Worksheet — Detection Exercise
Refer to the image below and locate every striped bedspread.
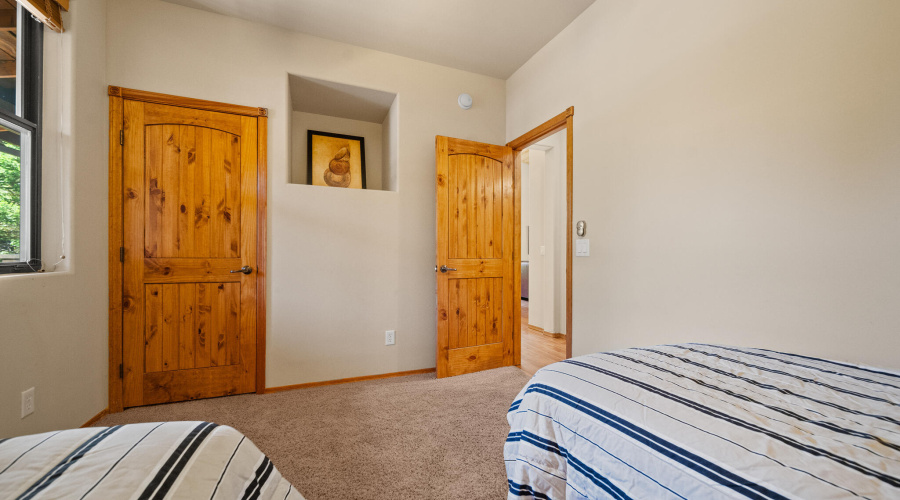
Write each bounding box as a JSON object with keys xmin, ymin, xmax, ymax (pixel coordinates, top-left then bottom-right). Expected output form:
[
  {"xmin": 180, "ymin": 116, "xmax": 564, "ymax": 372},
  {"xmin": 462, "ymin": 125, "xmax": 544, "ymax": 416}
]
[
  {"xmin": 0, "ymin": 421, "xmax": 304, "ymax": 500},
  {"xmin": 505, "ymin": 344, "xmax": 900, "ymax": 499}
]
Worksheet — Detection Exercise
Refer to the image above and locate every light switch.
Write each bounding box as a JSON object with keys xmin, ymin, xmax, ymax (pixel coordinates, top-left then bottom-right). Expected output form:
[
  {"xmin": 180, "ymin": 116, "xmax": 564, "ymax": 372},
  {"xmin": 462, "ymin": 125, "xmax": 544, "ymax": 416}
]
[
  {"xmin": 540, "ymin": 246, "xmax": 546, "ymax": 256},
  {"xmin": 576, "ymin": 239, "xmax": 590, "ymax": 257}
]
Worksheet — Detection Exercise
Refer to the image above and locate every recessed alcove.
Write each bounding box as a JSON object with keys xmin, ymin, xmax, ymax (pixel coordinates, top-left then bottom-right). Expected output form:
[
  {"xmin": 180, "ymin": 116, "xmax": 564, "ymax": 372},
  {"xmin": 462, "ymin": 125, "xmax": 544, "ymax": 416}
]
[{"xmin": 289, "ymin": 75, "xmax": 398, "ymax": 191}]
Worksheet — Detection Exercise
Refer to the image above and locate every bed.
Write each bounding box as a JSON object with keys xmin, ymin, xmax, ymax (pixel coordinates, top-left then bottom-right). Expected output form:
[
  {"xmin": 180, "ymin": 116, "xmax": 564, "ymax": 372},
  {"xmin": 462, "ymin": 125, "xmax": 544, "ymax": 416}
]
[
  {"xmin": 505, "ymin": 344, "xmax": 900, "ymax": 499},
  {"xmin": 0, "ymin": 421, "xmax": 304, "ymax": 499}
]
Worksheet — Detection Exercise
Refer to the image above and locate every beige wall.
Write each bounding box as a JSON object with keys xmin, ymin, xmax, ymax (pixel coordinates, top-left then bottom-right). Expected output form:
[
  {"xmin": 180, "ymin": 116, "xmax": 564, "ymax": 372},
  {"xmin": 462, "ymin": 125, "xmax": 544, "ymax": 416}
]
[
  {"xmin": 382, "ymin": 97, "xmax": 400, "ymax": 192},
  {"xmin": 507, "ymin": 0, "xmax": 900, "ymax": 369},
  {"xmin": 0, "ymin": 0, "xmax": 109, "ymax": 437},
  {"xmin": 107, "ymin": 0, "xmax": 506, "ymax": 388},
  {"xmin": 291, "ymin": 111, "xmax": 385, "ymax": 189}
]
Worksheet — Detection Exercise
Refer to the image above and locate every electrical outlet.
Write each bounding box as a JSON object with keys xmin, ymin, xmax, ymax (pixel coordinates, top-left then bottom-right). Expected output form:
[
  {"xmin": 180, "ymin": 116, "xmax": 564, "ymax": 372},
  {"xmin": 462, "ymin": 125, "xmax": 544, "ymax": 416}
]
[
  {"xmin": 21, "ymin": 387, "xmax": 34, "ymax": 418},
  {"xmin": 385, "ymin": 330, "xmax": 396, "ymax": 346}
]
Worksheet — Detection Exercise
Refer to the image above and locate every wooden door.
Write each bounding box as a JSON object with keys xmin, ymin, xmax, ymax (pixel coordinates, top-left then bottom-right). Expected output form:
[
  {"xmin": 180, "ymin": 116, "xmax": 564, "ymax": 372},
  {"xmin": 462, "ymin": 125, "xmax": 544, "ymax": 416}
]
[
  {"xmin": 436, "ymin": 136, "xmax": 519, "ymax": 378},
  {"xmin": 117, "ymin": 93, "xmax": 264, "ymax": 407}
]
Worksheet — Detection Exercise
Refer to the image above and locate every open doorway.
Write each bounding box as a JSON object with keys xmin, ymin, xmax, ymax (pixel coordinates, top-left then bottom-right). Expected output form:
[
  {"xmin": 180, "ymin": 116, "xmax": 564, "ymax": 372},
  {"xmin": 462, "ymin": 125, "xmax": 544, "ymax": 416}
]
[
  {"xmin": 519, "ymin": 131, "xmax": 567, "ymax": 375},
  {"xmin": 508, "ymin": 107, "xmax": 574, "ymax": 375}
]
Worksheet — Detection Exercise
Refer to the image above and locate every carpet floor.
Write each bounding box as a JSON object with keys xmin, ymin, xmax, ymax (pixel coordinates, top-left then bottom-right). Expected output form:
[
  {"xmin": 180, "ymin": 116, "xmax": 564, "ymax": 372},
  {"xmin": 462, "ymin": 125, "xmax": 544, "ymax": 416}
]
[{"xmin": 95, "ymin": 366, "xmax": 531, "ymax": 500}]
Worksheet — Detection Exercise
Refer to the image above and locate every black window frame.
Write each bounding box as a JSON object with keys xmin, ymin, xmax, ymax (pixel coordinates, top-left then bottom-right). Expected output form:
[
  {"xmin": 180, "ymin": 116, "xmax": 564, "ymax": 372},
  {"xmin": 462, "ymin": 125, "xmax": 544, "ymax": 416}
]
[{"xmin": 0, "ymin": 9, "xmax": 43, "ymax": 274}]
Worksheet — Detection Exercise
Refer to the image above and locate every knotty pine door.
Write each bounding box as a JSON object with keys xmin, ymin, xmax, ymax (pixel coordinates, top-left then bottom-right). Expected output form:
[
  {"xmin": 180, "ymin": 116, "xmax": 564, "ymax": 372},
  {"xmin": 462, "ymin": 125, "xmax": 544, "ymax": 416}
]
[
  {"xmin": 435, "ymin": 136, "xmax": 519, "ymax": 378},
  {"xmin": 120, "ymin": 99, "xmax": 260, "ymax": 407}
]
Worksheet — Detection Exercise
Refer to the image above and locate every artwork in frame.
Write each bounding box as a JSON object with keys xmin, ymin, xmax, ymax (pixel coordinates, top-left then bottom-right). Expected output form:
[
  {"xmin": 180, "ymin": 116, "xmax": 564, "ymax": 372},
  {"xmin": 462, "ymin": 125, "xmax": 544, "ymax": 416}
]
[{"xmin": 307, "ymin": 130, "xmax": 367, "ymax": 189}]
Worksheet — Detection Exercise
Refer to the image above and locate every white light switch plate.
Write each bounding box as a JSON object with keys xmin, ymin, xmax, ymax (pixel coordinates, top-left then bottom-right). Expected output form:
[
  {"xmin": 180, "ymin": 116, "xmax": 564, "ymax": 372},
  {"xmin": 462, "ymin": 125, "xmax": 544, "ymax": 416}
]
[
  {"xmin": 385, "ymin": 330, "xmax": 395, "ymax": 345},
  {"xmin": 576, "ymin": 239, "xmax": 590, "ymax": 257}
]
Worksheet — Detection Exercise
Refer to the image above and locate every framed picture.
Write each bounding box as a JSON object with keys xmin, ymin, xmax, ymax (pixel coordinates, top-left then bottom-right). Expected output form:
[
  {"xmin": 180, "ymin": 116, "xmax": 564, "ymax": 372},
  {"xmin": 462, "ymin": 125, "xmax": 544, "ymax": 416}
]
[{"xmin": 307, "ymin": 130, "xmax": 367, "ymax": 189}]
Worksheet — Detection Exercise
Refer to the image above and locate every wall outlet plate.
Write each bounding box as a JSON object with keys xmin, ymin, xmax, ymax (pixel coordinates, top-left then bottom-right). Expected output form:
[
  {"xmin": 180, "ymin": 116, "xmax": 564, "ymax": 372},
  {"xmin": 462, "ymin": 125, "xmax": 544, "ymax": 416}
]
[
  {"xmin": 21, "ymin": 387, "xmax": 34, "ymax": 418},
  {"xmin": 385, "ymin": 330, "xmax": 396, "ymax": 346}
]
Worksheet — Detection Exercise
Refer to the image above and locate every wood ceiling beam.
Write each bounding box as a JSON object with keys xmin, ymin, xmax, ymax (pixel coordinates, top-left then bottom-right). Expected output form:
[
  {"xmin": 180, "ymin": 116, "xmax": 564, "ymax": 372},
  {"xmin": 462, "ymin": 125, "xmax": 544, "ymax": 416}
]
[
  {"xmin": 0, "ymin": 60, "xmax": 15, "ymax": 78},
  {"xmin": 0, "ymin": 9, "xmax": 16, "ymax": 31},
  {"xmin": 0, "ymin": 31, "xmax": 15, "ymax": 58}
]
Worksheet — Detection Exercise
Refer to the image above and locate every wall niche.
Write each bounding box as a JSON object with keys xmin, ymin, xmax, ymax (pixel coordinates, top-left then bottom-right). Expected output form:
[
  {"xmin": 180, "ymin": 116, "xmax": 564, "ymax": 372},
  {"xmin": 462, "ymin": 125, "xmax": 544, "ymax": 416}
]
[{"xmin": 289, "ymin": 75, "xmax": 398, "ymax": 191}]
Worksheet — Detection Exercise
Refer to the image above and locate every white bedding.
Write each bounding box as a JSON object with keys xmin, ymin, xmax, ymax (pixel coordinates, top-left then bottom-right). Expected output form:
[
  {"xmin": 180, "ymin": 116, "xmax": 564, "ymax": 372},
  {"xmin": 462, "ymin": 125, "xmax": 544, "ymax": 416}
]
[
  {"xmin": 505, "ymin": 344, "xmax": 900, "ymax": 499},
  {"xmin": 0, "ymin": 421, "xmax": 304, "ymax": 500}
]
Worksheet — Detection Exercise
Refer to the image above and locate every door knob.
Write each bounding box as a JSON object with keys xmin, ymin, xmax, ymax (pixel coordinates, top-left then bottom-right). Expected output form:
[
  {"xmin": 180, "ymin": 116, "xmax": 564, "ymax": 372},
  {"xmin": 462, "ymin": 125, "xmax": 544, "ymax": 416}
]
[
  {"xmin": 230, "ymin": 265, "xmax": 252, "ymax": 274},
  {"xmin": 440, "ymin": 265, "xmax": 457, "ymax": 273}
]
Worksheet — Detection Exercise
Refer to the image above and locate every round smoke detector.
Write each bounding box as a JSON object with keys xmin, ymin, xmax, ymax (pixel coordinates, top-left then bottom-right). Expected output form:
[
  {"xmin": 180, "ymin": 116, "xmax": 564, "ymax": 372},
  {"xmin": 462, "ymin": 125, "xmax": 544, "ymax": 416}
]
[{"xmin": 458, "ymin": 93, "xmax": 473, "ymax": 110}]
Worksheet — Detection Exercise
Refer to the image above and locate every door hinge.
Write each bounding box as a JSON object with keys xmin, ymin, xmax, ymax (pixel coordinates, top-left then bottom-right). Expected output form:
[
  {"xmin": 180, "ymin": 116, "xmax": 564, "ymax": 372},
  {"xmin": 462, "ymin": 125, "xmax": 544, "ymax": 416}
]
[
  {"xmin": 119, "ymin": 363, "xmax": 124, "ymax": 379},
  {"xmin": 119, "ymin": 130, "xmax": 124, "ymax": 146},
  {"xmin": 119, "ymin": 246, "xmax": 124, "ymax": 263}
]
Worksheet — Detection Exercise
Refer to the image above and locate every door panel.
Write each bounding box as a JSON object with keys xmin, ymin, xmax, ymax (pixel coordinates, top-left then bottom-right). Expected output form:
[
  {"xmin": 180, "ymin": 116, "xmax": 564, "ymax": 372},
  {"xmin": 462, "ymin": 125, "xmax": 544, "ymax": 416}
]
[
  {"xmin": 144, "ymin": 124, "xmax": 241, "ymax": 258},
  {"xmin": 447, "ymin": 277, "xmax": 502, "ymax": 348},
  {"xmin": 436, "ymin": 136, "xmax": 517, "ymax": 378},
  {"xmin": 449, "ymin": 155, "xmax": 504, "ymax": 259},
  {"xmin": 143, "ymin": 282, "xmax": 240, "ymax": 373},
  {"xmin": 122, "ymin": 100, "xmax": 258, "ymax": 407}
]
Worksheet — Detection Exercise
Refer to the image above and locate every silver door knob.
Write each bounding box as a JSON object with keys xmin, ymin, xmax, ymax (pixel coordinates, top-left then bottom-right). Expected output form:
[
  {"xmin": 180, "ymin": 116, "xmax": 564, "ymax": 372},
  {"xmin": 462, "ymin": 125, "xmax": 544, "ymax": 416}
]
[
  {"xmin": 440, "ymin": 265, "xmax": 457, "ymax": 273},
  {"xmin": 230, "ymin": 265, "xmax": 252, "ymax": 274}
]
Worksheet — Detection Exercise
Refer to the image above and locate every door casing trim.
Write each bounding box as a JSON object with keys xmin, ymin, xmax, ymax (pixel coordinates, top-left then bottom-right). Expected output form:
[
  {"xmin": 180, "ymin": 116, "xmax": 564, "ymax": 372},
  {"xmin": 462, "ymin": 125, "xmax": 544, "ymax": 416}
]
[
  {"xmin": 507, "ymin": 107, "xmax": 575, "ymax": 360},
  {"xmin": 107, "ymin": 86, "xmax": 268, "ymax": 413}
]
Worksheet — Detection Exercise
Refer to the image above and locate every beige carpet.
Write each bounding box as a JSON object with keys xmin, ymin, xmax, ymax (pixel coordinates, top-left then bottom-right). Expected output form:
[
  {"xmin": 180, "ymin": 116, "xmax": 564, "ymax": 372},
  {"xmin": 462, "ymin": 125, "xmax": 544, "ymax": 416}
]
[{"xmin": 96, "ymin": 367, "xmax": 531, "ymax": 500}]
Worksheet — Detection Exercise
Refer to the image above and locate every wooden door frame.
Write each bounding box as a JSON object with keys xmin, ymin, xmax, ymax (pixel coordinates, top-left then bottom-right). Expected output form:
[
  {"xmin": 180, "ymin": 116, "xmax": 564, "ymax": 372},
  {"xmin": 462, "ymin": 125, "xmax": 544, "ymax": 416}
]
[
  {"xmin": 507, "ymin": 107, "xmax": 574, "ymax": 360},
  {"xmin": 107, "ymin": 86, "xmax": 268, "ymax": 413}
]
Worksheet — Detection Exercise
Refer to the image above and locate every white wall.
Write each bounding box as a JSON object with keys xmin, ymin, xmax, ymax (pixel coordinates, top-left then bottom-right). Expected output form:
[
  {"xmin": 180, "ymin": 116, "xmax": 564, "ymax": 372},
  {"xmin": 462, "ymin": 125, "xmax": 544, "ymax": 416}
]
[
  {"xmin": 524, "ymin": 150, "xmax": 545, "ymax": 328},
  {"xmin": 523, "ymin": 130, "xmax": 567, "ymax": 334},
  {"xmin": 521, "ymin": 159, "xmax": 530, "ymax": 262},
  {"xmin": 291, "ymin": 111, "xmax": 384, "ymax": 190},
  {"xmin": 107, "ymin": 0, "xmax": 506, "ymax": 388},
  {"xmin": 507, "ymin": 0, "xmax": 900, "ymax": 369},
  {"xmin": 538, "ymin": 131, "xmax": 567, "ymax": 335},
  {"xmin": 0, "ymin": 0, "xmax": 109, "ymax": 437}
]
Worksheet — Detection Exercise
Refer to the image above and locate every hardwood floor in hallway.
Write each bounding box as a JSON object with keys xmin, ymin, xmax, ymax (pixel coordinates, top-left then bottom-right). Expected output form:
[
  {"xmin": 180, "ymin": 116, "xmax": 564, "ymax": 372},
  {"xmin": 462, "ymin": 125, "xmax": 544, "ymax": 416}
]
[{"xmin": 519, "ymin": 300, "xmax": 567, "ymax": 376}]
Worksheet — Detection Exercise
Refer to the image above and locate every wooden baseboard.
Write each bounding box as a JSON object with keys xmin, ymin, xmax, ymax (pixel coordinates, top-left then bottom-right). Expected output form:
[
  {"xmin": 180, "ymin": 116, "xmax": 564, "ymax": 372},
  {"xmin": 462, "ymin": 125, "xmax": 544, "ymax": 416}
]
[
  {"xmin": 263, "ymin": 368, "xmax": 436, "ymax": 394},
  {"xmin": 525, "ymin": 324, "xmax": 566, "ymax": 339},
  {"xmin": 81, "ymin": 408, "xmax": 109, "ymax": 428}
]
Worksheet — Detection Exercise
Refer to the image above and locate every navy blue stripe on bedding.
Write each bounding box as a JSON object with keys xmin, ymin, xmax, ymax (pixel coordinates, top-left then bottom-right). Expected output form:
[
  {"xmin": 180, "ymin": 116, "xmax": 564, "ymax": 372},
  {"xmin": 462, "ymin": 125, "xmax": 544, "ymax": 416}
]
[
  {"xmin": 543, "ymin": 366, "xmax": 865, "ymax": 498},
  {"xmin": 654, "ymin": 347, "xmax": 900, "ymax": 434},
  {"xmin": 698, "ymin": 344, "xmax": 900, "ymax": 389},
  {"xmin": 138, "ymin": 421, "xmax": 219, "ymax": 500},
  {"xmin": 508, "ymin": 479, "xmax": 553, "ymax": 500},
  {"xmin": 0, "ymin": 431, "xmax": 61, "ymax": 475},
  {"xmin": 210, "ymin": 436, "xmax": 245, "ymax": 500},
  {"xmin": 752, "ymin": 347, "xmax": 900, "ymax": 380},
  {"xmin": 684, "ymin": 347, "xmax": 900, "ymax": 407},
  {"xmin": 507, "ymin": 431, "xmax": 631, "ymax": 499},
  {"xmin": 567, "ymin": 358, "xmax": 900, "ymax": 489},
  {"xmin": 241, "ymin": 457, "xmax": 274, "ymax": 500},
  {"xmin": 80, "ymin": 423, "xmax": 165, "ymax": 500},
  {"xmin": 621, "ymin": 350, "xmax": 900, "ymax": 453},
  {"xmin": 155, "ymin": 422, "xmax": 219, "ymax": 500},
  {"xmin": 17, "ymin": 426, "xmax": 122, "ymax": 500},
  {"xmin": 524, "ymin": 382, "xmax": 789, "ymax": 500},
  {"xmin": 507, "ymin": 431, "xmax": 566, "ymax": 458},
  {"xmin": 510, "ymin": 399, "xmax": 522, "ymax": 412},
  {"xmin": 511, "ymin": 401, "xmax": 690, "ymax": 500}
]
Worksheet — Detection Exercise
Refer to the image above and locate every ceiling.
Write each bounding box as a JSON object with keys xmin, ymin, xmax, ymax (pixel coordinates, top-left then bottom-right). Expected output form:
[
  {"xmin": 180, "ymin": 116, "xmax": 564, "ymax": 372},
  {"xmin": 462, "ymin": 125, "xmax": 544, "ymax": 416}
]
[{"xmin": 162, "ymin": 0, "xmax": 595, "ymax": 79}]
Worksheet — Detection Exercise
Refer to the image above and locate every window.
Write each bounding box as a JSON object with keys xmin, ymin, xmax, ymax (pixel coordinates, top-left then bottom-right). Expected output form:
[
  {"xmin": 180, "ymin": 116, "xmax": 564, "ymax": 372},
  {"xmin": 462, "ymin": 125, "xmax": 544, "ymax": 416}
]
[{"xmin": 0, "ymin": 4, "xmax": 42, "ymax": 274}]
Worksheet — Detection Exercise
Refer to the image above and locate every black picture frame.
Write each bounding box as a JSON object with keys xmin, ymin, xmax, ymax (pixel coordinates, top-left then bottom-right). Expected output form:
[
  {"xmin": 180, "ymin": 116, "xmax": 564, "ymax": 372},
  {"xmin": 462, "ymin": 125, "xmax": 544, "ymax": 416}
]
[{"xmin": 307, "ymin": 130, "xmax": 367, "ymax": 189}]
